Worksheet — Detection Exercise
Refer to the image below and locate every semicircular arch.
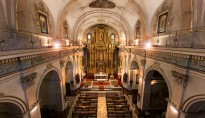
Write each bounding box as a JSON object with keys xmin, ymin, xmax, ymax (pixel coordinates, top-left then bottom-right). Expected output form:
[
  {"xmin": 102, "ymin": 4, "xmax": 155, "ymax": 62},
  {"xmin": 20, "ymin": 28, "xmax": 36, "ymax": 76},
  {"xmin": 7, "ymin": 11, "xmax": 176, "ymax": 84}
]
[
  {"xmin": 144, "ymin": 64, "xmax": 172, "ymax": 99},
  {"xmin": 36, "ymin": 67, "xmax": 62, "ymax": 100}
]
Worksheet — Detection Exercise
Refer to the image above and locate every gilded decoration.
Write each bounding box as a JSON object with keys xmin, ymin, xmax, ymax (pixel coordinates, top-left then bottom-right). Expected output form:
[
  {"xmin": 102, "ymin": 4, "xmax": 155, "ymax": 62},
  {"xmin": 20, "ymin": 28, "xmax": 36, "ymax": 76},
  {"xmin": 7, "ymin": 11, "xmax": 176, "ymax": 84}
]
[
  {"xmin": 157, "ymin": 11, "xmax": 168, "ymax": 33},
  {"xmin": 87, "ymin": 24, "xmax": 116, "ymax": 75},
  {"xmin": 33, "ymin": 1, "xmax": 52, "ymax": 34},
  {"xmin": 89, "ymin": 0, "xmax": 116, "ymax": 9},
  {"xmin": 153, "ymin": 0, "xmax": 173, "ymax": 33}
]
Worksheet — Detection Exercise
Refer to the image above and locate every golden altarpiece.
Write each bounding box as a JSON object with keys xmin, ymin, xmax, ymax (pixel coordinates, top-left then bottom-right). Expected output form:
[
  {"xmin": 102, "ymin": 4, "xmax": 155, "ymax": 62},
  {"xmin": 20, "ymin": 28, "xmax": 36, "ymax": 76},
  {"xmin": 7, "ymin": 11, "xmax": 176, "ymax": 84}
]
[{"xmin": 87, "ymin": 24, "xmax": 115, "ymax": 75}]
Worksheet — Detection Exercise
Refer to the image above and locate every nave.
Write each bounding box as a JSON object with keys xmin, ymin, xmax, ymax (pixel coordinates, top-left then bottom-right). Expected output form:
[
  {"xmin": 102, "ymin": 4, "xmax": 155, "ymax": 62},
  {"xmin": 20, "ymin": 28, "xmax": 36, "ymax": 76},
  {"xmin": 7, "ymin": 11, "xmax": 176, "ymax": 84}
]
[{"xmin": 69, "ymin": 92, "xmax": 137, "ymax": 118}]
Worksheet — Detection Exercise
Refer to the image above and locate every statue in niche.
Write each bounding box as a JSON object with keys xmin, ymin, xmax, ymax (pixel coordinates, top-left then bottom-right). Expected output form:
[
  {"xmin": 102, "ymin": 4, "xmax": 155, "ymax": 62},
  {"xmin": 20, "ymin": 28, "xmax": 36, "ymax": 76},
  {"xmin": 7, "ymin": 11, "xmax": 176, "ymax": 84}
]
[
  {"xmin": 100, "ymin": 33, "xmax": 103, "ymax": 41},
  {"xmin": 100, "ymin": 53, "xmax": 103, "ymax": 60}
]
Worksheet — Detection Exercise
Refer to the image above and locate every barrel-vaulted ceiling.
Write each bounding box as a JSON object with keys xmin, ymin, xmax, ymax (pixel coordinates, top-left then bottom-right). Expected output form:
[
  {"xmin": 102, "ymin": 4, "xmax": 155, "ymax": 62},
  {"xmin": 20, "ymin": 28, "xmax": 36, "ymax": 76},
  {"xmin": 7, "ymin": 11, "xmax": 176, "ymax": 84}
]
[{"xmin": 42, "ymin": 0, "xmax": 164, "ymax": 40}]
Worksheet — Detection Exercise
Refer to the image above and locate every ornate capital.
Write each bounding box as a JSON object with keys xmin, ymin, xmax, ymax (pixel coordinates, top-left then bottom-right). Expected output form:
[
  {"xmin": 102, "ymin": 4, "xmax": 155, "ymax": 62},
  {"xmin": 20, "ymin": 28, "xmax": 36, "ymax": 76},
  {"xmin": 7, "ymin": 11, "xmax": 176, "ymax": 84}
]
[
  {"xmin": 152, "ymin": 61, "xmax": 160, "ymax": 69},
  {"xmin": 60, "ymin": 60, "xmax": 65, "ymax": 68},
  {"xmin": 21, "ymin": 73, "xmax": 37, "ymax": 89},
  {"xmin": 172, "ymin": 71, "xmax": 188, "ymax": 88},
  {"xmin": 140, "ymin": 59, "xmax": 146, "ymax": 66}
]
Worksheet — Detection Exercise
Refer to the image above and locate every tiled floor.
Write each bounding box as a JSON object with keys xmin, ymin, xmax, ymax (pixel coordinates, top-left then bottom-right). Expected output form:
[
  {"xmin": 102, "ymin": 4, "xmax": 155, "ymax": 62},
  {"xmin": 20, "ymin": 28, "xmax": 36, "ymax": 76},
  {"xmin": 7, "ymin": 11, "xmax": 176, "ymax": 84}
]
[{"xmin": 97, "ymin": 96, "xmax": 108, "ymax": 118}]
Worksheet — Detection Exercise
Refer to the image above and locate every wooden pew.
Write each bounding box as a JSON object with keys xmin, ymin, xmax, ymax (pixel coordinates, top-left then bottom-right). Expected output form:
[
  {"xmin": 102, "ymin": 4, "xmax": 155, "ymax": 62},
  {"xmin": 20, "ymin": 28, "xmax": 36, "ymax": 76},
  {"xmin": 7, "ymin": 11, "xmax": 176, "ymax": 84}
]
[
  {"xmin": 106, "ymin": 96, "xmax": 125, "ymax": 101},
  {"xmin": 107, "ymin": 105, "xmax": 130, "ymax": 111},
  {"xmin": 80, "ymin": 93, "xmax": 98, "ymax": 96},
  {"xmin": 77, "ymin": 100, "xmax": 97, "ymax": 106},
  {"xmin": 72, "ymin": 111, "xmax": 97, "ymax": 118},
  {"xmin": 77, "ymin": 99, "xmax": 97, "ymax": 102},
  {"xmin": 106, "ymin": 92, "xmax": 124, "ymax": 96},
  {"xmin": 75, "ymin": 106, "xmax": 97, "ymax": 112},
  {"xmin": 78, "ymin": 96, "xmax": 98, "ymax": 99},
  {"xmin": 106, "ymin": 95, "xmax": 125, "ymax": 98},
  {"xmin": 106, "ymin": 100, "xmax": 127, "ymax": 105},
  {"xmin": 107, "ymin": 110, "xmax": 132, "ymax": 118}
]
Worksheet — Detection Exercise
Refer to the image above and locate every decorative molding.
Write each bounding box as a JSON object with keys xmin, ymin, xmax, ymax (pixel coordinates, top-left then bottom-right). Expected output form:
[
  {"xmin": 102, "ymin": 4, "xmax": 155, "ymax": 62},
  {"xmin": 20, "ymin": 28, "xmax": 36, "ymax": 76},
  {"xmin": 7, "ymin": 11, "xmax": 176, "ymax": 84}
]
[
  {"xmin": 140, "ymin": 59, "xmax": 146, "ymax": 66},
  {"xmin": 44, "ymin": 62, "xmax": 55, "ymax": 73},
  {"xmin": 60, "ymin": 60, "xmax": 65, "ymax": 68},
  {"xmin": 152, "ymin": 61, "xmax": 160, "ymax": 69},
  {"xmin": 0, "ymin": 49, "xmax": 74, "ymax": 78},
  {"xmin": 21, "ymin": 73, "xmax": 37, "ymax": 89},
  {"xmin": 33, "ymin": 0, "xmax": 52, "ymax": 33},
  {"xmin": 129, "ymin": 49, "xmax": 205, "ymax": 73},
  {"xmin": 153, "ymin": 0, "xmax": 173, "ymax": 32},
  {"xmin": 172, "ymin": 71, "xmax": 188, "ymax": 88},
  {"xmin": 0, "ymin": 58, "xmax": 18, "ymax": 64},
  {"xmin": 183, "ymin": 9, "xmax": 192, "ymax": 16},
  {"xmin": 89, "ymin": 0, "xmax": 116, "ymax": 9}
]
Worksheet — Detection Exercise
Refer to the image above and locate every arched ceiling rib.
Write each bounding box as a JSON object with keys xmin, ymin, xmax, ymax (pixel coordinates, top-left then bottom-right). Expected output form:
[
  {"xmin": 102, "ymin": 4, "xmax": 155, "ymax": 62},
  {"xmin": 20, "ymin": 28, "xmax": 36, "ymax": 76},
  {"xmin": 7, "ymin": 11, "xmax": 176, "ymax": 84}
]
[
  {"xmin": 41, "ymin": 0, "xmax": 165, "ymax": 39},
  {"xmin": 72, "ymin": 10, "xmax": 131, "ymax": 41}
]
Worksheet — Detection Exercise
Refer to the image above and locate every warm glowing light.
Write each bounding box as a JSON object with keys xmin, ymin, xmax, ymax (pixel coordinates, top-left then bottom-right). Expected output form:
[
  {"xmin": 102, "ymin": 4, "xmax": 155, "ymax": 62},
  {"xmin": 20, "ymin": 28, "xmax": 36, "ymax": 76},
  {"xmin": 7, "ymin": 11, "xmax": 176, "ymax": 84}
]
[
  {"xmin": 30, "ymin": 105, "xmax": 38, "ymax": 114},
  {"xmin": 170, "ymin": 104, "xmax": 178, "ymax": 114},
  {"xmin": 54, "ymin": 43, "xmax": 60, "ymax": 48},
  {"xmin": 145, "ymin": 42, "xmax": 152, "ymax": 49},
  {"xmin": 65, "ymin": 40, "xmax": 69, "ymax": 46}
]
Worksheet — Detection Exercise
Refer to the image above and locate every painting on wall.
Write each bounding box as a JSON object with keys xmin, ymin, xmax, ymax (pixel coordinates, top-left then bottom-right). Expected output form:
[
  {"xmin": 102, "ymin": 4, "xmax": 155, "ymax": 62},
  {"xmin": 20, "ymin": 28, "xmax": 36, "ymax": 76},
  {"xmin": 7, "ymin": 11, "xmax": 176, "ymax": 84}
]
[
  {"xmin": 39, "ymin": 12, "xmax": 48, "ymax": 34},
  {"xmin": 157, "ymin": 12, "xmax": 168, "ymax": 33}
]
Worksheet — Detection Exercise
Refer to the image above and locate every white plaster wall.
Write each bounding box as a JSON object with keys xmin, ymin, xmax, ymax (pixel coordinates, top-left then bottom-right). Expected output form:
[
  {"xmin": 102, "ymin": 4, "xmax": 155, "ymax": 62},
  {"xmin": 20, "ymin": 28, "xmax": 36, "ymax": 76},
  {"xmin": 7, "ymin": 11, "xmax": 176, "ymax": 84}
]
[{"xmin": 0, "ymin": 52, "xmax": 79, "ymax": 117}]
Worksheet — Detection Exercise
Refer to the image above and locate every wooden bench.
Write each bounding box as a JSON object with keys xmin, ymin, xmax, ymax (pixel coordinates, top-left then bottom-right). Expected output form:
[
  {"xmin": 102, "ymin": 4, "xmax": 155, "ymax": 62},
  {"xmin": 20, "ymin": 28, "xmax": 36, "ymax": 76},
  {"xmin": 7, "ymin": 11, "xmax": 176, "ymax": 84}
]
[
  {"xmin": 106, "ymin": 96, "xmax": 125, "ymax": 101},
  {"xmin": 107, "ymin": 105, "xmax": 130, "ymax": 111},
  {"xmin": 78, "ymin": 96, "xmax": 98, "ymax": 101},
  {"xmin": 77, "ymin": 99, "xmax": 98, "ymax": 103},
  {"xmin": 72, "ymin": 111, "xmax": 97, "ymax": 118},
  {"xmin": 107, "ymin": 110, "xmax": 132, "ymax": 118},
  {"xmin": 75, "ymin": 106, "xmax": 97, "ymax": 112},
  {"xmin": 77, "ymin": 100, "xmax": 97, "ymax": 106},
  {"xmin": 107, "ymin": 100, "xmax": 127, "ymax": 105},
  {"xmin": 106, "ymin": 92, "xmax": 124, "ymax": 96},
  {"xmin": 80, "ymin": 93, "xmax": 98, "ymax": 96}
]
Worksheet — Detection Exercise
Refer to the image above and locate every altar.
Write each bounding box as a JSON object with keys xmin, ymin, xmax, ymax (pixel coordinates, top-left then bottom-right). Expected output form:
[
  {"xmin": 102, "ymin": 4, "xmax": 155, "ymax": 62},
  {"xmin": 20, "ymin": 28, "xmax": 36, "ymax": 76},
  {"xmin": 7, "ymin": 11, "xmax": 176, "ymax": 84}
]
[{"xmin": 94, "ymin": 73, "xmax": 107, "ymax": 81}]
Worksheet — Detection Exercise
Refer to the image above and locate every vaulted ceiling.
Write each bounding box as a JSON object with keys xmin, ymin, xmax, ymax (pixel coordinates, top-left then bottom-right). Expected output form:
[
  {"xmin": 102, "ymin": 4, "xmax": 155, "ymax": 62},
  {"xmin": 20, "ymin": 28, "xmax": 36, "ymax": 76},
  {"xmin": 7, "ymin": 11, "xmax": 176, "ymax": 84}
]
[{"xmin": 41, "ymin": 0, "xmax": 164, "ymax": 40}]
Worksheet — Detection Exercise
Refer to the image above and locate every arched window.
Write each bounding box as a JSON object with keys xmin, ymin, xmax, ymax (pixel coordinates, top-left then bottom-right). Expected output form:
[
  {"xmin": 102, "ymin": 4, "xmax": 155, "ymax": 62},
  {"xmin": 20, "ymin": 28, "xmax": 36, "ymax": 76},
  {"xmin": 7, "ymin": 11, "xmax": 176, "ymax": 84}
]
[
  {"xmin": 110, "ymin": 33, "xmax": 115, "ymax": 40},
  {"xmin": 87, "ymin": 33, "xmax": 92, "ymax": 40}
]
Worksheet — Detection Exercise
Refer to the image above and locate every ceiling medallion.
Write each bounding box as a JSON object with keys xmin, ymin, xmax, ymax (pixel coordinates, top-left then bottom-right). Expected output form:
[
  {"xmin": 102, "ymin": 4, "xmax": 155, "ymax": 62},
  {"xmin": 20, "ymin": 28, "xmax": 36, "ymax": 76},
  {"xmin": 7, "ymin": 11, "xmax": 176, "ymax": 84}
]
[{"xmin": 89, "ymin": 0, "xmax": 116, "ymax": 9}]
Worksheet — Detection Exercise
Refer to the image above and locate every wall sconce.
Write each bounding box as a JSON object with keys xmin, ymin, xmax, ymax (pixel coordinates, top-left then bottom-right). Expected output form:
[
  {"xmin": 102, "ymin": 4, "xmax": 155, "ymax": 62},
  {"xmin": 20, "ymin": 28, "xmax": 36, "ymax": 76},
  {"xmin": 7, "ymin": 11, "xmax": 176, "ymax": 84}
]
[
  {"xmin": 53, "ymin": 42, "xmax": 61, "ymax": 48},
  {"xmin": 145, "ymin": 42, "xmax": 152, "ymax": 49}
]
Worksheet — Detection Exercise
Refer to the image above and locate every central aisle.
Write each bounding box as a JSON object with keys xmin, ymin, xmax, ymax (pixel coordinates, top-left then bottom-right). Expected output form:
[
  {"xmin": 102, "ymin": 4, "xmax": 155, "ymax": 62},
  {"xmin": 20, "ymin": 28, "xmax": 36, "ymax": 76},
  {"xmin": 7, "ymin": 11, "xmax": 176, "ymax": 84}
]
[{"xmin": 97, "ymin": 96, "xmax": 107, "ymax": 118}]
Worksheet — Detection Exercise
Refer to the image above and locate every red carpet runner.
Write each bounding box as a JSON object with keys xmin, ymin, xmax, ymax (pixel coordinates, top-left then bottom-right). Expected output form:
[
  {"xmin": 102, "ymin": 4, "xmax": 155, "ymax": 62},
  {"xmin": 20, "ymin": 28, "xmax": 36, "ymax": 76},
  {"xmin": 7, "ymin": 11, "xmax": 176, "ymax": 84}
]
[{"xmin": 99, "ymin": 85, "xmax": 104, "ymax": 90}]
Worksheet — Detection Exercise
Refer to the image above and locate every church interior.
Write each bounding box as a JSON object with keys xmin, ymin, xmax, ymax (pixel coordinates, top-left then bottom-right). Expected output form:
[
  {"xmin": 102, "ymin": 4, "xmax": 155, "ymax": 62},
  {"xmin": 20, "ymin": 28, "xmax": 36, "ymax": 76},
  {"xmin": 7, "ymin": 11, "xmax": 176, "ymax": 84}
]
[{"xmin": 1, "ymin": 0, "xmax": 205, "ymax": 118}]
